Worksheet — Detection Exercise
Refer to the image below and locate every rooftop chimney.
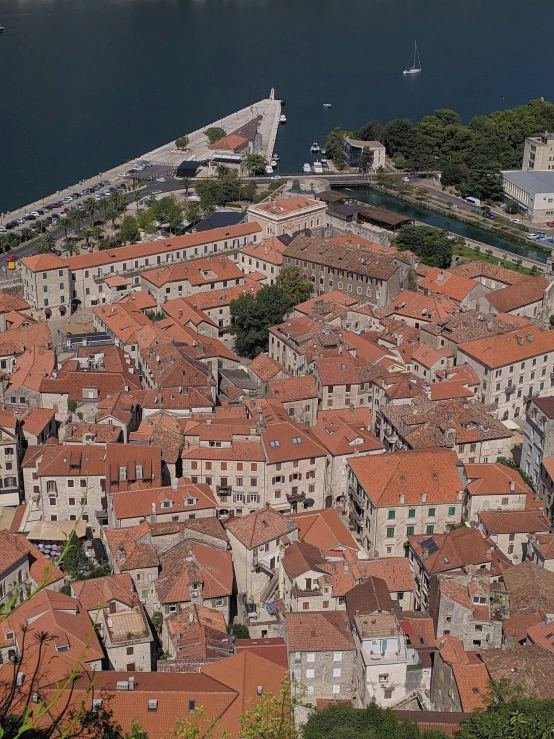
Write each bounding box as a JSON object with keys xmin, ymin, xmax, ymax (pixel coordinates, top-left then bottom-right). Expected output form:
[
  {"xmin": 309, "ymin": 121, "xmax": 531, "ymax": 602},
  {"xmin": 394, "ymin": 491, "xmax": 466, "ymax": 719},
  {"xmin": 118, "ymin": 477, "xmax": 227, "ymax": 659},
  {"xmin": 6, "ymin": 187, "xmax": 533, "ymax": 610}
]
[
  {"xmin": 421, "ymin": 492, "xmax": 427, "ymax": 503},
  {"xmin": 509, "ymin": 480, "xmax": 515, "ymax": 492},
  {"xmin": 399, "ymin": 494, "xmax": 405, "ymax": 505}
]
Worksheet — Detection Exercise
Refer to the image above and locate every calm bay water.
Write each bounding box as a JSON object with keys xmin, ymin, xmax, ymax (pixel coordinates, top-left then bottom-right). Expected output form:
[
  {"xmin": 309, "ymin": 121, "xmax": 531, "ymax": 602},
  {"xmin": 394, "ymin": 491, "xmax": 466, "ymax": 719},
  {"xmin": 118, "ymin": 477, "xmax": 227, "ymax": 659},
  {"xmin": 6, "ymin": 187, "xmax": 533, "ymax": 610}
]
[{"xmin": 1, "ymin": 0, "xmax": 554, "ymax": 211}]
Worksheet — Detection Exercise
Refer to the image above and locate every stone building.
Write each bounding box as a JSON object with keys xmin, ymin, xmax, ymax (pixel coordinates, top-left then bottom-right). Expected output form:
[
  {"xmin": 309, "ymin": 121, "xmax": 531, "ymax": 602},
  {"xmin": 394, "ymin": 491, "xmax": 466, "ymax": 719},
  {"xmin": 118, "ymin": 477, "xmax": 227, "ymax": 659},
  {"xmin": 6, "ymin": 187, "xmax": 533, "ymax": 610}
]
[
  {"xmin": 20, "ymin": 253, "xmax": 72, "ymax": 315},
  {"xmin": 479, "ymin": 510, "xmax": 549, "ymax": 563},
  {"xmin": 285, "ymin": 611, "xmax": 356, "ymax": 702},
  {"xmin": 521, "ymin": 395, "xmax": 554, "ymax": 491},
  {"xmin": 463, "ymin": 462, "xmax": 531, "ymax": 522},
  {"xmin": 267, "ymin": 376, "xmax": 319, "ymax": 427},
  {"xmin": 431, "ymin": 635, "xmax": 490, "ymax": 713},
  {"xmin": 457, "ymin": 325, "xmax": 554, "ymax": 421},
  {"xmin": 247, "ymin": 196, "xmax": 326, "ymax": 238},
  {"xmin": 282, "ymin": 235, "xmax": 409, "ymax": 306},
  {"xmin": 238, "ymin": 237, "xmax": 288, "ymax": 284},
  {"xmin": 429, "ymin": 570, "xmax": 503, "ymax": 651},
  {"xmin": 348, "ymin": 448, "xmax": 464, "ymax": 557}
]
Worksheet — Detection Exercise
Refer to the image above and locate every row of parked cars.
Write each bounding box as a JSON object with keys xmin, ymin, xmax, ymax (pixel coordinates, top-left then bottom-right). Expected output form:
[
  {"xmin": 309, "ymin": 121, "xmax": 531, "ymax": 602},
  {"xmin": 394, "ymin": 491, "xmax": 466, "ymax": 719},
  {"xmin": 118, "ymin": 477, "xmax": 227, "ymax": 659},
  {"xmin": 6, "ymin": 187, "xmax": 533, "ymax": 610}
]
[{"xmin": 1, "ymin": 181, "xmax": 129, "ymax": 233}]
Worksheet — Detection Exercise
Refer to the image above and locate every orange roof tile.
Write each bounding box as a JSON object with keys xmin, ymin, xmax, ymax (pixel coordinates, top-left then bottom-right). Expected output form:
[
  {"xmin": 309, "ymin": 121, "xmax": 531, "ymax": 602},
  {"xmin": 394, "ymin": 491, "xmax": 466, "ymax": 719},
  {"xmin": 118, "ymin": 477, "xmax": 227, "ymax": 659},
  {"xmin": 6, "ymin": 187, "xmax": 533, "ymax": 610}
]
[
  {"xmin": 285, "ymin": 611, "xmax": 355, "ymax": 652},
  {"xmin": 253, "ymin": 196, "xmax": 322, "ymax": 215},
  {"xmin": 452, "ymin": 663, "xmax": 490, "ymax": 711},
  {"xmin": 112, "ymin": 478, "xmax": 217, "ymax": 520},
  {"xmin": 465, "ymin": 462, "xmax": 531, "ymax": 496},
  {"xmin": 183, "ymin": 278, "xmax": 262, "ymax": 310},
  {"xmin": 224, "ymin": 506, "xmax": 298, "ymax": 549},
  {"xmin": 210, "ymin": 133, "xmax": 249, "ymax": 151},
  {"xmin": 459, "ymin": 325, "xmax": 554, "ymax": 369},
  {"xmin": 290, "ymin": 507, "xmax": 358, "ymax": 553},
  {"xmin": 21, "ymin": 253, "xmax": 68, "ymax": 272},
  {"xmin": 419, "ymin": 268, "xmax": 479, "ymax": 302},
  {"xmin": 269, "ymin": 374, "xmax": 318, "ymax": 402},
  {"xmin": 73, "ymin": 573, "xmax": 137, "ymax": 611},
  {"xmin": 240, "ymin": 237, "xmax": 288, "ymax": 266},
  {"xmin": 156, "ymin": 541, "xmax": 233, "ymax": 604},
  {"xmin": 248, "ymin": 353, "xmax": 291, "ymax": 382},
  {"xmin": 162, "ymin": 297, "xmax": 217, "ymax": 328},
  {"xmin": 261, "ymin": 421, "xmax": 327, "ymax": 464},
  {"xmin": 349, "ymin": 448, "xmax": 462, "ymax": 506},
  {"xmin": 485, "ymin": 275, "xmax": 549, "ymax": 313},
  {"xmin": 142, "ymin": 254, "xmax": 243, "ymax": 288},
  {"xmin": 387, "ymin": 290, "xmax": 459, "ymax": 322}
]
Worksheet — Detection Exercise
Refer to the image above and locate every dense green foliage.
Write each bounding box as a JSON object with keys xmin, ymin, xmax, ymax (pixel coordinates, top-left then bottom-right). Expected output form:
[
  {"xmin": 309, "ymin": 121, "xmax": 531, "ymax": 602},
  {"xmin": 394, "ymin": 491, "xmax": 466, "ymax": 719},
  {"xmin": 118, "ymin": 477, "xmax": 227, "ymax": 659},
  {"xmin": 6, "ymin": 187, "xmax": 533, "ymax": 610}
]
[
  {"xmin": 63, "ymin": 533, "xmax": 91, "ymax": 578},
  {"xmin": 145, "ymin": 310, "xmax": 167, "ymax": 322},
  {"xmin": 118, "ymin": 215, "xmax": 140, "ymax": 244},
  {"xmin": 327, "ymin": 99, "xmax": 554, "ymax": 199},
  {"xmin": 175, "ymin": 135, "xmax": 189, "ymax": 150},
  {"xmin": 302, "ymin": 703, "xmax": 448, "ymax": 739},
  {"xmin": 204, "ymin": 127, "xmax": 227, "ymax": 144},
  {"xmin": 497, "ymin": 457, "xmax": 535, "ymax": 491},
  {"xmin": 228, "ymin": 623, "xmax": 250, "ymax": 639},
  {"xmin": 230, "ymin": 284, "xmax": 292, "ymax": 357},
  {"xmin": 244, "ymin": 154, "xmax": 268, "ymax": 175},
  {"xmin": 137, "ymin": 195, "xmax": 183, "ymax": 234},
  {"xmin": 276, "ymin": 267, "xmax": 313, "ymax": 305},
  {"xmin": 458, "ymin": 697, "xmax": 554, "ymax": 739},
  {"xmin": 195, "ymin": 167, "xmax": 242, "ymax": 208},
  {"xmin": 392, "ymin": 225, "xmax": 452, "ymax": 268}
]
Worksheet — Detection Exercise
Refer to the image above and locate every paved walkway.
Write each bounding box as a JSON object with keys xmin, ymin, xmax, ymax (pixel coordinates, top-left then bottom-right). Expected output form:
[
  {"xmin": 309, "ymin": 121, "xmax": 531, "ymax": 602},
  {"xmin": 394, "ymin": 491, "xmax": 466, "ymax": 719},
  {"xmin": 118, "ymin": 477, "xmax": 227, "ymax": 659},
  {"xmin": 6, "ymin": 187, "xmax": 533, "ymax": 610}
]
[{"xmin": 4, "ymin": 97, "xmax": 281, "ymax": 224}]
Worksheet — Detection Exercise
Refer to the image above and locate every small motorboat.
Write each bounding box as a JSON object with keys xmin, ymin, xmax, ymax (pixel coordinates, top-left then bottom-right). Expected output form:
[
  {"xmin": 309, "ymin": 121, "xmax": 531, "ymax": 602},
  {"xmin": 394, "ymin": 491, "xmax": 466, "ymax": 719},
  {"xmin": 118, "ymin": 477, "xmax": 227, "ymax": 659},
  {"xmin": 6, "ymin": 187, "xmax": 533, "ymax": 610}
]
[
  {"xmin": 323, "ymin": 103, "xmax": 332, "ymax": 108},
  {"xmin": 270, "ymin": 159, "xmax": 278, "ymax": 168},
  {"xmin": 279, "ymin": 114, "xmax": 287, "ymax": 123},
  {"xmin": 272, "ymin": 153, "xmax": 280, "ymax": 161},
  {"xmin": 310, "ymin": 142, "xmax": 320, "ymax": 153},
  {"xmin": 265, "ymin": 164, "xmax": 274, "ymax": 174},
  {"xmin": 303, "ymin": 163, "xmax": 312, "ymax": 173}
]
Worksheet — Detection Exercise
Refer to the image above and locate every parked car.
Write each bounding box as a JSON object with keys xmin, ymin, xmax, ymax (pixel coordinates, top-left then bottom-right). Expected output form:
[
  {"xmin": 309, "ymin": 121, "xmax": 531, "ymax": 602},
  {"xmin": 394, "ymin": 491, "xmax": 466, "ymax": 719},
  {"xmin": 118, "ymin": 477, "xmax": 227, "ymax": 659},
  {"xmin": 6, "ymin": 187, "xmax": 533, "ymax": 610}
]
[
  {"xmin": 401, "ymin": 176, "xmax": 410, "ymax": 182},
  {"xmin": 510, "ymin": 218, "xmax": 522, "ymax": 224}
]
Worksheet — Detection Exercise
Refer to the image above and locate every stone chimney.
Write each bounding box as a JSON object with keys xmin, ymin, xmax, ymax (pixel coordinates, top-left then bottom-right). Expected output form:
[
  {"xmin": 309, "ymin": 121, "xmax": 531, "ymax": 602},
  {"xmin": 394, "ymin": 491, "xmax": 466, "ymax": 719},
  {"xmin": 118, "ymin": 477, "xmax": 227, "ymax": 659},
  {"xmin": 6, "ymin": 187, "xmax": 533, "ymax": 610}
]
[
  {"xmin": 399, "ymin": 494, "xmax": 405, "ymax": 505},
  {"xmin": 509, "ymin": 480, "xmax": 515, "ymax": 492},
  {"xmin": 421, "ymin": 492, "xmax": 427, "ymax": 503}
]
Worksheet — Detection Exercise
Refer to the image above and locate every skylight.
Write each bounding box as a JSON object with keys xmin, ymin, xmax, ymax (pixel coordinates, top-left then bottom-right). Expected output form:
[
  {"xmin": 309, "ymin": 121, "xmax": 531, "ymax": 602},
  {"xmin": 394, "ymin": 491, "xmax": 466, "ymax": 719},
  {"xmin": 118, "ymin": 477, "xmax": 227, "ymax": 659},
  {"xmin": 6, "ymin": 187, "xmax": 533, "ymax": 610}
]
[{"xmin": 270, "ymin": 440, "xmax": 280, "ymax": 448}]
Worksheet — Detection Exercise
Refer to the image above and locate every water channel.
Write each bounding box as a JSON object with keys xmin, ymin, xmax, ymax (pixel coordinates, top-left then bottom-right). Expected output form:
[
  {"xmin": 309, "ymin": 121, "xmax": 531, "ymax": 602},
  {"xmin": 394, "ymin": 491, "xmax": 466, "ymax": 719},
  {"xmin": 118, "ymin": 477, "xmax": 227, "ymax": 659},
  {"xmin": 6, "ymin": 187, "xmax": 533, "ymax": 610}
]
[{"xmin": 341, "ymin": 188, "xmax": 550, "ymax": 264}]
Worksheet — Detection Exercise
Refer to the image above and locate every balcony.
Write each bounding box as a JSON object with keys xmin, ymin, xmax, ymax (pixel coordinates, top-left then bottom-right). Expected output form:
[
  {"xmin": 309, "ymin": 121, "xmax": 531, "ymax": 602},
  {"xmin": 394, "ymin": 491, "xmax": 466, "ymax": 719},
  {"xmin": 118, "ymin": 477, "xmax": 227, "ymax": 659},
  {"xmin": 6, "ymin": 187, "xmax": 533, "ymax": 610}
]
[
  {"xmin": 350, "ymin": 503, "xmax": 365, "ymax": 526},
  {"xmin": 506, "ymin": 385, "xmax": 516, "ymax": 395},
  {"xmin": 216, "ymin": 485, "xmax": 232, "ymax": 496},
  {"xmin": 95, "ymin": 509, "xmax": 108, "ymax": 520},
  {"xmin": 349, "ymin": 484, "xmax": 366, "ymax": 509},
  {"xmin": 286, "ymin": 491, "xmax": 305, "ymax": 503}
]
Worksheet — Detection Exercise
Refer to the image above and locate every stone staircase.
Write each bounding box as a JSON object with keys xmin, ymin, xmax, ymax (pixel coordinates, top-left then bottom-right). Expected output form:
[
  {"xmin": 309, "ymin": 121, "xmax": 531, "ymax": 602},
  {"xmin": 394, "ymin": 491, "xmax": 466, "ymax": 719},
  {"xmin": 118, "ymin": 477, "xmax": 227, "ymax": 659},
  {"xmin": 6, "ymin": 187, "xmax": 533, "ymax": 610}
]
[{"xmin": 260, "ymin": 571, "xmax": 279, "ymax": 604}]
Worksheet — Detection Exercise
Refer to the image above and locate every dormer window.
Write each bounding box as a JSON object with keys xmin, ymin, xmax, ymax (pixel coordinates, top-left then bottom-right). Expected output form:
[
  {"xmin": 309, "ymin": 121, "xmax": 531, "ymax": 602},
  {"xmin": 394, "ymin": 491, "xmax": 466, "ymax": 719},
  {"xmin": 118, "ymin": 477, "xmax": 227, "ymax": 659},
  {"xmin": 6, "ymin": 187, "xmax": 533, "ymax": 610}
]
[
  {"xmin": 119, "ymin": 466, "xmax": 127, "ymax": 481},
  {"xmin": 270, "ymin": 440, "xmax": 280, "ymax": 448},
  {"xmin": 292, "ymin": 437, "xmax": 302, "ymax": 444},
  {"xmin": 161, "ymin": 500, "xmax": 172, "ymax": 509},
  {"xmin": 136, "ymin": 465, "xmax": 143, "ymax": 480},
  {"xmin": 185, "ymin": 497, "xmax": 196, "ymax": 506}
]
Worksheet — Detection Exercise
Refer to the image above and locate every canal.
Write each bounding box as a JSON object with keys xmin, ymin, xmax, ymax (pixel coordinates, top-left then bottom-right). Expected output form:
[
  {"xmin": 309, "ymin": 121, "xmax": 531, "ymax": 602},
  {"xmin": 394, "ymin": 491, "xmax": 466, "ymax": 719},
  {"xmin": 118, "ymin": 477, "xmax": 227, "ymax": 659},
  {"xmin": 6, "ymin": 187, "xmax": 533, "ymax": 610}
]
[{"xmin": 340, "ymin": 187, "xmax": 549, "ymax": 264}]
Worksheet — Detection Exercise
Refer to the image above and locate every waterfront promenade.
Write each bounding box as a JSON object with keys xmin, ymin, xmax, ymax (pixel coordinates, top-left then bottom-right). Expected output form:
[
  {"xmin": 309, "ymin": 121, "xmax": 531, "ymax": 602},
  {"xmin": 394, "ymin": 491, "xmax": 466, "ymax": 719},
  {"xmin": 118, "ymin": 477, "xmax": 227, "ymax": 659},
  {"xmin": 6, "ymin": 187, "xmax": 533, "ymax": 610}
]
[{"xmin": 2, "ymin": 96, "xmax": 282, "ymax": 225}]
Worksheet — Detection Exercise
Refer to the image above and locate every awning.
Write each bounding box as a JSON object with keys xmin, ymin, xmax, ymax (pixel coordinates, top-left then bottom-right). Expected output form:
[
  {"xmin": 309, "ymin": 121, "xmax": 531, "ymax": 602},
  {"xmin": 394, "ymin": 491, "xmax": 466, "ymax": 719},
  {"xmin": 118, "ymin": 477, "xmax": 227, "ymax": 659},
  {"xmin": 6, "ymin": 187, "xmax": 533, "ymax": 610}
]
[
  {"xmin": 59, "ymin": 305, "xmax": 67, "ymax": 314},
  {"xmin": 303, "ymin": 498, "xmax": 315, "ymax": 507},
  {"xmin": 44, "ymin": 308, "xmax": 52, "ymax": 317},
  {"xmin": 27, "ymin": 520, "xmax": 87, "ymax": 541},
  {"xmin": 399, "ymin": 620, "xmax": 413, "ymax": 635}
]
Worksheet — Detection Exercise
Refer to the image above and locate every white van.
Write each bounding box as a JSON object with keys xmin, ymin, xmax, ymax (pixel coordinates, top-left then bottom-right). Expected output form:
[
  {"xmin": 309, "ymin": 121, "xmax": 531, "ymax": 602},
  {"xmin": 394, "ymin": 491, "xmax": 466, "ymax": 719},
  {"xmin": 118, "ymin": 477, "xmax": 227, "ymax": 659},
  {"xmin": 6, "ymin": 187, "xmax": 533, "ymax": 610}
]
[{"xmin": 466, "ymin": 196, "xmax": 481, "ymax": 207}]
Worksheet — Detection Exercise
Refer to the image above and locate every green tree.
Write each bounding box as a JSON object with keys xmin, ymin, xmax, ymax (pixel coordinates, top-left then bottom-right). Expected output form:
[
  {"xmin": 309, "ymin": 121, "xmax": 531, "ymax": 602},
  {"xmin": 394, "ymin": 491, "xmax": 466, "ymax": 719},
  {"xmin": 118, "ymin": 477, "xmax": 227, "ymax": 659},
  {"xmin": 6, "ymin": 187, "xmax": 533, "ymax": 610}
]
[
  {"xmin": 383, "ymin": 118, "xmax": 415, "ymax": 158},
  {"xmin": 276, "ymin": 267, "xmax": 313, "ymax": 306},
  {"xmin": 239, "ymin": 676, "xmax": 299, "ymax": 739},
  {"xmin": 392, "ymin": 225, "xmax": 452, "ymax": 268},
  {"xmin": 324, "ymin": 127, "xmax": 346, "ymax": 170},
  {"xmin": 359, "ymin": 147, "xmax": 373, "ymax": 172},
  {"xmin": 34, "ymin": 233, "xmax": 55, "ymax": 254},
  {"xmin": 175, "ymin": 135, "xmax": 189, "ymax": 150},
  {"xmin": 354, "ymin": 119, "xmax": 385, "ymax": 143},
  {"xmin": 67, "ymin": 400, "xmax": 78, "ymax": 414},
  {"xmin": 137, "ymin": 208, "xmax": 156, "ymax": 234},
  {"xmin": 145, "ymin": 310, "xmax": 166, "ymax": 322},
  {"xmin": 183, "ymin": 201, "xmax": 202, "ymax": 226},
  {"xmin": 244, "ymin": 154, "xmax": 268, "ymax": 175},
  {"xmin": 230, "ymin": 284, "xmax": 292, "ymax": 357},
  {"xmin": 119, "ymin": 215, "xmax": 140, "ymax": 244},
  {"xmin": 204, "ymin": 127, "xmax": 227, "ymax": 145},
  {"xmin": 227, "ymin": 623, "xmax": 250, "ymax": 639},
  {"xmin": 241, "ymin": 180, "xmax": 257, "ymax": 201},
  {"xmin": 63, "ymin": 532, "xmax": 90, "ymax": 579},
  {"xmin": 125, "ymin": 721, "xmax": 149, "ymax": 739},
  {"xmin": 181, "ymin": 177, "xmax": 192, "ymax": 197}
]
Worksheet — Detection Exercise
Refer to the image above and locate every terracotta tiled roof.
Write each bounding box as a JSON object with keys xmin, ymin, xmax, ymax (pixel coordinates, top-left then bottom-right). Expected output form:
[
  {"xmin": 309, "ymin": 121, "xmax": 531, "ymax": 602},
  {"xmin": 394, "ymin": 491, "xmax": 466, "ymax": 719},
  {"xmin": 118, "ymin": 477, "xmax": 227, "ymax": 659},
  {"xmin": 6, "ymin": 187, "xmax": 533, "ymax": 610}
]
[
  {"xmin": 529, "ymin": 532, "xmax": 554, "ymax": 560},
  {"xmin": 183, "ymin": 278, "xmax": 261, "ymax": 310},
  {"xmin": 239, "ymin": 237, "xmax": 288, "ymax": 266},
  {"xmin": 19, "ymin": 408, "xmax": 55, "ymax": 437},
  {"xmin": 93, "ymin": 304, "xmax": 151, "ymax": 343},
  {"xmin": 269, "ymin": 375, "xmax": 318, "ymax": 402},
  {"xmin": 38, "ymin": 444, "xmax": 108, "ymax": 477},
  {"xmin": 0, "ymin": 530, "xmax": 34, "ymax": 575},
  {"xmin": 387, "ymin": 290, "xmax": 459, "ymax": 322},
  {"xmin": 419, "ymin": 268, "xmax": 479, "ymax": 302},
  {"xmin": 451, "ymin": 663, "xmax": 490, "ymax": 711},
  {"xmin": 248, "ymin": 353, "xmax": 291, "ymax": 382},
  {"xmin": 73, "ymin": 574, "xmax": 137, "ymax": 611},
  {"xmin": 129, "ymin": 411, "xmax": 185, "ymax": 463},
  {"xmin": 281, "ymin": 540, "xmax": 330, "ymax": 580},
  {"xmin": 422, "ymin": 309, "xmax": 528, "ymax": 344},
  {"xmin": 285, "ymin": 610, "xmax": 355, "ymax": 652},
  {"xmin": 315, "ymin": 353, "xmax": 386, "ymax": 386},
  {"xmin": 465, "ymin": 462, "xmax": 531, "ymax": 496},
  {"xmin": 294, "ymin": 289, "xmax": 358, "ymax": 317},
  {"xmin": 210, "ymin": 133, "xmax": 248, "ymax": 151},
  {"xmin": 290, "ymin": 507, "xmax": 358, "ymax": 553},
  {"xmin": 349, "ymin": 447, "xmax": 462, "ymax": 506},
  {"xmin": 502, "ymin": 561, "xmax": 554, "ymax": 617},
  {"xmin": 260, "ymin": 421, "xmax": 327, "ymax": 463},
  {"xmin": 156, "ymin": 541, "xmax": 233, "ymax": 605},
  {"xmin": 400, "ymin": 611, "xmax": 435, "ymax": 647},
  {"xmin": 412, "ymin": 344, "xmax": 453, "ymax": 369},
  {"xmin": 21, "ymin": 253, "xmax": 68, "ymax": 272},
  {"xmin": 284, "ymin": 235, "xmax": 401, "ymax": 281},
  {"xmin": 63, "ymin": 421, "xmax": 122, "ymax": 443},
  {"xmin": 485, "ymin": 275, "xmax": 549, "ymax": 313},
  {"xmin": 112, "ymin": 478, "xmax": 217, "ymax": 520},
  {"xmin": 430, "ymin": 380, "xmax": 475, "ymax": 401},
  {"xmin": 345, "ymin": 577, "xmax": 393, "ymax": 621},
  {"xmin": 526, "ymin": 621, "xmax": 554, "ymax": 652},
  {"xmin": 182, "ymin": 440, "xmax": 265, "ymax": 463},
  {"xmin": 162, "ymin": 297, "xmax": 217, "ymax": 328},
  {"xmin": 104, "ymin": 522, "xmax": 159, "ymax": 571},
  {"xmin": 459, "ymin": 325, "xmax": 554, "ymax": 369},
  {"xmin": 0, "ymin": 292, "xmax": 30, "ymax": 313},
  {"xmin": 353, "ymin": 558, "xmax": 416, "ymax": 594},
  {"xmin": 234, "ymin": 637, "xmax": 289, "ymax": 668},
  {"xmin": 166, "ymin": 603, "xmax": 230, "ymax": 659},
  {"xmin": 142, "ymin": 254, "xmax": 243, "ymax": 288},
  {"xmin": 6, "ymin": 345, "xmax": 55, "ymax": 392},
  {"xmin": 480, "ymin": 645, "xmax": 554, "ymax": 700},
  {"xmin": 435, "ymin": 634, "xmax": 480, "ymax": 666},
  {"xmin": 479, "ymin": 510, "xmax": 549, "ymax": 535},
  {"xmin": 253, "ymin": 196, "xmax": 322, "ymax": 215},
  {"xmin": 224, "ymin": 506, "xmax": 298, "ymax": 549},
  {"xmin": 502, "ymin": 612, "xmax": 542, "ymax": 642},
  {"xmin": 450, "ymin": 261, "xmax": 529, "ymax": 285},
  {"xmin": 409, "ymin": 527, "xmax": 496, "ymax": 575}
]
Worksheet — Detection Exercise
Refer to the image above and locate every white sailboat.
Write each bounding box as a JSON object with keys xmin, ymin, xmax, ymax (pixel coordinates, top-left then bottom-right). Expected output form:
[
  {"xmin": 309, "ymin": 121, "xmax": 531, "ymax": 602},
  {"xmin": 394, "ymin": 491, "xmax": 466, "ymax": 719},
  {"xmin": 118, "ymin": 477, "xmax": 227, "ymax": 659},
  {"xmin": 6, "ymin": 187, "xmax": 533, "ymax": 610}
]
[{"xmin": 403, "ymin": 40, "xmax": 422, "ymax": 75}]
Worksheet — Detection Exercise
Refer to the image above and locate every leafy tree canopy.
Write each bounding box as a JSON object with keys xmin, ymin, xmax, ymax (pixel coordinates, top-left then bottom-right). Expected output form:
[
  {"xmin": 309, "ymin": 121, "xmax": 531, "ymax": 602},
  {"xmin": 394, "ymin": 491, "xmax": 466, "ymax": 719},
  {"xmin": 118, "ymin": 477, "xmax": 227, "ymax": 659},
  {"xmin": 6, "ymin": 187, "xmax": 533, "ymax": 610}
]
[
  {"xmin": 118, "ymin": 215, "xmax": 140, "ymax": 244},
  {"xmin": 228, "ymin": 623, "xmax": 250, "ymax": 639},
  {"xmin": 230, "ymin": 285, "xmax": 292, "ymax": 357},
  {"xmin": 392, "ymin": 225, "xmax": 452, "ymax": 268},
  {"xmin": 175, "ymin": 135, "xmax": 189, "ymax": 150},
  {"xmin": 276, "ymin": 266, "xmax": 313, "ymax": 306},
  {"xmin": 63, "ymin": 531, "xmax": 90, "ymax": 578},
  {"xmin": 244, "ymin": 154, "xmax": 268, "ymax": 175},
  {"xmin": 204, "ymin": 127, "xmax": 227, "ymax": 145}
]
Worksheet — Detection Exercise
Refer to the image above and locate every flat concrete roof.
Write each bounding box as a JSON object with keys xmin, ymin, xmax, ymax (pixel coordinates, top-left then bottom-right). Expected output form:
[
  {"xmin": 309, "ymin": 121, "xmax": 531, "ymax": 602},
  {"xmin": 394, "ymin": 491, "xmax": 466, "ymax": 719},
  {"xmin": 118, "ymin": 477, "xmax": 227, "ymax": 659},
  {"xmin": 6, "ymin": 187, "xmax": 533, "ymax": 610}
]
[{"xmin": 502, "ymin": 169, "xmax": 554, "ymax": 193}]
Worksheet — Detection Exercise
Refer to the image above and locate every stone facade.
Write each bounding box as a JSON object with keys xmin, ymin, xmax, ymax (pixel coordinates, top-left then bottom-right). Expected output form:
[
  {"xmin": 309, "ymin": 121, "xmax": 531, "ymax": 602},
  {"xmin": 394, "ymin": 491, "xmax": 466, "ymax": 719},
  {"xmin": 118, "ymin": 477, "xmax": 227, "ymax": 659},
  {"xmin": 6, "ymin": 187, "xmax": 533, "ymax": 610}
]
[
  {"xmin": 290, "ymin": 647, "xmax": 355, "ymax": 702},
  {"xmin": 521, "ymin": 397, "xmax": 554, "ymax": 489}
]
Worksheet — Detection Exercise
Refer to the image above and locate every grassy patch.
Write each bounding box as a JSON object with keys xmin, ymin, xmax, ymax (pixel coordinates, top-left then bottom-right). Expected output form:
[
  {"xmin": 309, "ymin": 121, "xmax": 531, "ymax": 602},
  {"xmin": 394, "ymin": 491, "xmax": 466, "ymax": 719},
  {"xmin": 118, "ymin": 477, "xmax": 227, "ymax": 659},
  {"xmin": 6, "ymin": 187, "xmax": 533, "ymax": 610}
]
[{"xmin": 452, "ymin": 243, "xmax": 538, "ymax": 276}]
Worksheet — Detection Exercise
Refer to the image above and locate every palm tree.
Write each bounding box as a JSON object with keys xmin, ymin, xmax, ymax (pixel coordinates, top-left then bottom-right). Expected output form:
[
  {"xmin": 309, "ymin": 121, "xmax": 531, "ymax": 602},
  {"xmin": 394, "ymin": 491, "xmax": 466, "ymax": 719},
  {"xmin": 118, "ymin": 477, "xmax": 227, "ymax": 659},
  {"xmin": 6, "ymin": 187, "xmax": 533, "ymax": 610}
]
[
  {"xmin": 133, "ymin": 190, "xmax": 141, "ymax": 214},
  {"xmin": 107, "ymin": 191, "xmax": 127, "ymax": 229},
  {"xmin": 181, "ymin": 177, "xmax": 192, "ymax": 198},
  {"xmin": 85, "ymin": 197, "xmax": 98, "ymax": 224},
  {"xmin": 58, "ymin": 215, "xmax": 73, "ymax": 245}
]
